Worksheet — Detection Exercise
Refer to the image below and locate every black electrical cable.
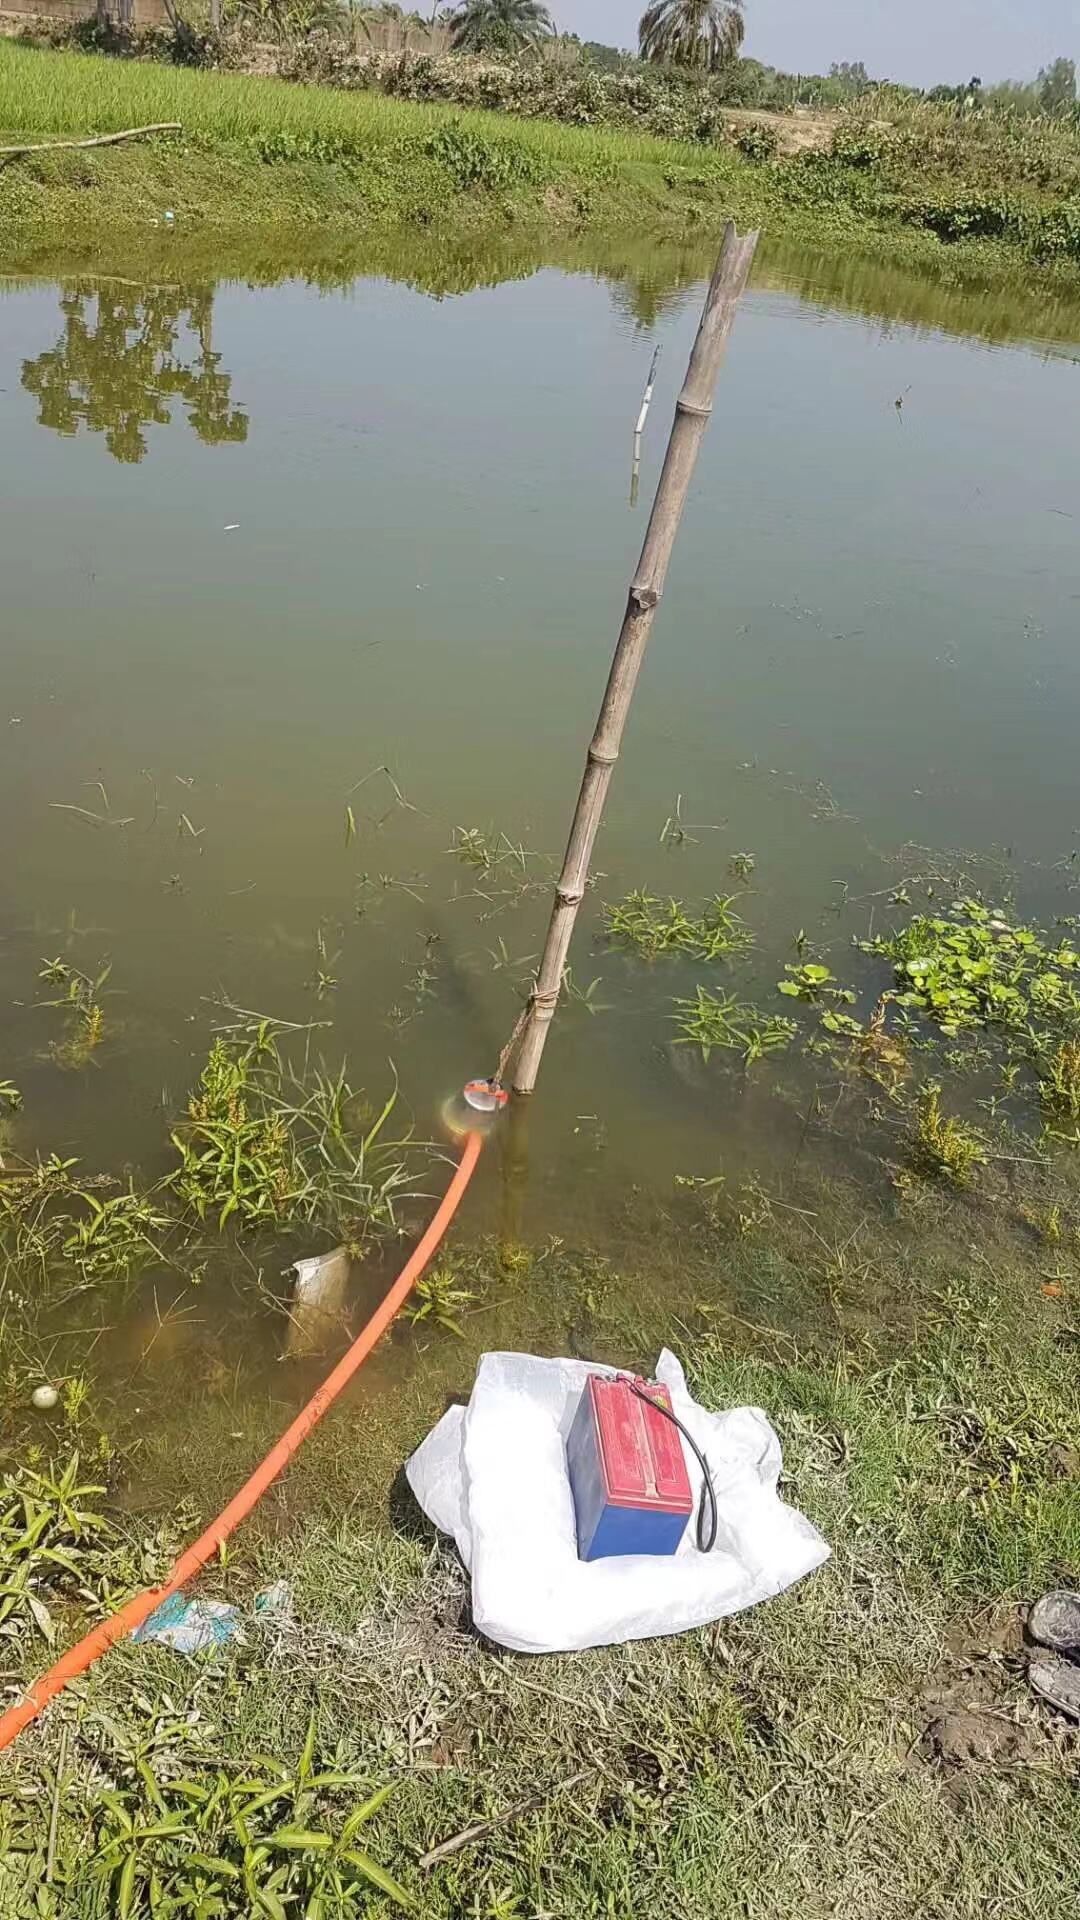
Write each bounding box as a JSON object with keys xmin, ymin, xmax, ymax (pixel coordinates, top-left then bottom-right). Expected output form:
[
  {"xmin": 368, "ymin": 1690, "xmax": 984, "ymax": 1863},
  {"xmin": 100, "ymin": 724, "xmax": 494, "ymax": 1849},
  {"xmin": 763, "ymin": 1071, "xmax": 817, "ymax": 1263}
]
[{"xmin": 625, "ymin": 1380, "xmax": 718, "ymax": 1554}]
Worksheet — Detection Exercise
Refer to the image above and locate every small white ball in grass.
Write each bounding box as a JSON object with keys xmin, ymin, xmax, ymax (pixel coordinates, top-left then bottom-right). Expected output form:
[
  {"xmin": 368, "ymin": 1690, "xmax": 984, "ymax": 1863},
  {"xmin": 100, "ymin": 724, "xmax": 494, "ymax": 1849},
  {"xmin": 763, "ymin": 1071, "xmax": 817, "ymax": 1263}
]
[{"xmin": 30, "ymin": 1384, "xmax": 59, "ymax": 1412}]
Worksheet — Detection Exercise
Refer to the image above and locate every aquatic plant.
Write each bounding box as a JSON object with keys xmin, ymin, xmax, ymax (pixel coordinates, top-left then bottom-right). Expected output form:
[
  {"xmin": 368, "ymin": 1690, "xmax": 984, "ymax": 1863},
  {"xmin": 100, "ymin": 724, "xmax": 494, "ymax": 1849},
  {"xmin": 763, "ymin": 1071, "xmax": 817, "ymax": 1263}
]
[
  {"xmin": 0, "ymin": 1153, "xmax": 98, "ymax": 1289},
  {"xmin": 672, "ymin": 986, "xmax": 747, "ymax": 1060},
  {"xmin": 862, "ymin": 898, "xmax": 1080, "ymax": 1036},
  {"xmin": 170, "ymin": 1025, "xmax": 422, "ymax": 1243},
  {"xmin": 659, "ymin": 793, "xmax": 723, "ymax": 847},
  {"xmin": 171, "ymin": 1035, "xmax": 297, "ymax": 1229},
  {"xmin": 403, "ymin": 1261, "xmax": 478, "ymax": 1336},
  {"xmin": 604, "ymin": 889, "xmax": 751, "ymax": 961},
  {"xmin": 450, "ymin": 825, "xmax": 527, "ymax": 876},
  {"xmin": 777, "ymin": 962, "xmax": 855, "ymax": 1006},
  {"xmin": 839, "ymin": 995, "xmax": 909, "ymax": 1091},
  {"xmin": 0, "ymin": 1153, "xmax": 172, "ymax": 1305},
  {"xmin": 37, "ymin": 956, "xmax": 110, "ymax": 1069},
  {"xmin": 1037, "ymin": 1037, "xmax": 1080, "ymax": 1128},
  {"xmin": 62, "ymin": 1186, "xmax": 171, "ymax": 1284},
  {"xmin": 672, "ymin": 986, "xmax": 794, "ymax": 1065},
  {"xmin": 909, "ymin": 1082, "xmax": 986, "ymax": 1187},
  {"xmin": 562, "ymin": 967, "xmax": 610, "ymax": 1014},
  {"xmin": 866, "ymin": 899, "xmax": 1080, "ymax": 1140},
  {"xmin": 447, "ymin": 825, "xmax": 551, "ymax": 920}
]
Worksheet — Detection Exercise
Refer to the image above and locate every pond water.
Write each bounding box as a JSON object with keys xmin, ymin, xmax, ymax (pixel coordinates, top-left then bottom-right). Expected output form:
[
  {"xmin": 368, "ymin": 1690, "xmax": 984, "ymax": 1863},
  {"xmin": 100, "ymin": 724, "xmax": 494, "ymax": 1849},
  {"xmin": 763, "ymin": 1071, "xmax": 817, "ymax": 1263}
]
[{"xmin": 2, "ymin": 236, "xmax": 1080, "ymax": 1402}]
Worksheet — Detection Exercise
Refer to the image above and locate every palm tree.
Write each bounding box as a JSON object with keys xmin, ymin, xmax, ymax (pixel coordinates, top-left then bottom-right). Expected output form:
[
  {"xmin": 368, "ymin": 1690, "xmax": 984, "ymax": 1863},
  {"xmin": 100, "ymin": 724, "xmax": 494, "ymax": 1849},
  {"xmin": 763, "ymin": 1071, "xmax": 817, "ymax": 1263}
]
[
  {"xmin": 351, "ymin": 1, "xmax": 431, "ymax": 44},
  {"xmin": 449, "ymin": 0, "xmax": 554, "ymax": 55},
  {"xmin": 638, "ymin": 0, "xmax": 743, "ymax": 73}
]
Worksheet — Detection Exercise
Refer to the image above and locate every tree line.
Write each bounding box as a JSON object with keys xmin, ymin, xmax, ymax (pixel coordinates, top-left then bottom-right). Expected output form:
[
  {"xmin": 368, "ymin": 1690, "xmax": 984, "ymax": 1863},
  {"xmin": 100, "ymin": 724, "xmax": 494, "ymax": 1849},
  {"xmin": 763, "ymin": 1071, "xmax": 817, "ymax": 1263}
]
[
  {"xmin": 366, "ymin": 1, "xmax": 1078, "ymax": 119},
  {"xmin": 159, "ymin": 0, "xmax": 1079, "ymax": 120}
]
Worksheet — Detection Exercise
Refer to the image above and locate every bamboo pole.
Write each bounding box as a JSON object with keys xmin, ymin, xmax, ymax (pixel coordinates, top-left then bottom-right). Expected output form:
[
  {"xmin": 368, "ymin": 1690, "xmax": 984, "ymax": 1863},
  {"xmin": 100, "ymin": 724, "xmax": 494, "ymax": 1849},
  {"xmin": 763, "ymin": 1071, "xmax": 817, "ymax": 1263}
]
[
  {"xmin": 499, "ymin": 1086, "xmax": 531, "ymax": 1254},
  {"xmin": 509, "ymin": 221, "xmax": 759, "ymax": 1095},
  {"xmin": 0, "ymin": 125, "xmax": 181, "ymax": 159}
]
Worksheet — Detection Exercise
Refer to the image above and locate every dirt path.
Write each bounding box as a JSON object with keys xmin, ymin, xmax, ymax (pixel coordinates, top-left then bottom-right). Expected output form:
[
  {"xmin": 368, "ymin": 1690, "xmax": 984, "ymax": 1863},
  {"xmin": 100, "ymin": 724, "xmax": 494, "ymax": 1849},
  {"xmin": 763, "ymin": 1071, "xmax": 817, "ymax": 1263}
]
[{"xmin": 722, "ymin": 104, "xmax": 838, "ymax": 154}]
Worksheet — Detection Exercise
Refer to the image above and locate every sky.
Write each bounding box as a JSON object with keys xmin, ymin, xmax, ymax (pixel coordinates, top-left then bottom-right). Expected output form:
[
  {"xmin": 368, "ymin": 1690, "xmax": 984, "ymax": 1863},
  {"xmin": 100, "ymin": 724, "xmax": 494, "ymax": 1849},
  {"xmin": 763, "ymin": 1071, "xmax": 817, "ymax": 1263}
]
[{"xmin": 558, "ymin": 0, "xmax": 1080, "ymax": 89}]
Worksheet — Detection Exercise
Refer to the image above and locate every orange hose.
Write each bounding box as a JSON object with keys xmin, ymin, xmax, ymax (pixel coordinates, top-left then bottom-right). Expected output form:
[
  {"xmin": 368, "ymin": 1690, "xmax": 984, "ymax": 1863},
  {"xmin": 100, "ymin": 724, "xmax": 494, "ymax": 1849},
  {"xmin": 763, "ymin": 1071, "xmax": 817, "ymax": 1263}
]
[{"xmin": 0, "ymin": 1130, "xmax": 483, "ymax": 1753}]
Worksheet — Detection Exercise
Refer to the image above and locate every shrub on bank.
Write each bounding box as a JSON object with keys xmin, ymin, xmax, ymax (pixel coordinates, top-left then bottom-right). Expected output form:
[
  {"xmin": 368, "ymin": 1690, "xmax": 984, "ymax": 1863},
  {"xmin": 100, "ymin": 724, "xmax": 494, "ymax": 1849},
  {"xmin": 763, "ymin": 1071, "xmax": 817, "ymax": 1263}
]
[
  {"xmin": 261, "ymin": 37, "xmax": 746, "ymax": 145},
  {"xmin": 823, "ymin": 94, "xmax": 1080, "ymax": 261}
]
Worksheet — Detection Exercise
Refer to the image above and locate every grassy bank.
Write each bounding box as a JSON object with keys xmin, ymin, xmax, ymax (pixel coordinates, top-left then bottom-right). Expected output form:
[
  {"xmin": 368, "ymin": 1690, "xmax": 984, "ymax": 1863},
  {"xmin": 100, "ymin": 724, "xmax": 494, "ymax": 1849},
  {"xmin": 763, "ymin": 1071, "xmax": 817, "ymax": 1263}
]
[
  {"xmin": 4, "ymin": 40, "xmax": 1080, "ymax": 295},
  {"xmin": 1, "ymin": 1203, "xmax": 1078, "ymax": 1916},
  {"xmin": 0, "ymin": 39, "xmax": 764, "ymax": 248}
]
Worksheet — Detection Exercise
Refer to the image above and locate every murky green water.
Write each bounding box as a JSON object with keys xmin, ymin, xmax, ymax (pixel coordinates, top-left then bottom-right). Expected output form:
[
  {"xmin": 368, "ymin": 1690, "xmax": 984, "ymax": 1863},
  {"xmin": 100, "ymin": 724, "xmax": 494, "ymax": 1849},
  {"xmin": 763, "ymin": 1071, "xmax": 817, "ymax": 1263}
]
[{"xmin": 2, "ymin": 236, "xmax": 1080, "ymax": 1395}]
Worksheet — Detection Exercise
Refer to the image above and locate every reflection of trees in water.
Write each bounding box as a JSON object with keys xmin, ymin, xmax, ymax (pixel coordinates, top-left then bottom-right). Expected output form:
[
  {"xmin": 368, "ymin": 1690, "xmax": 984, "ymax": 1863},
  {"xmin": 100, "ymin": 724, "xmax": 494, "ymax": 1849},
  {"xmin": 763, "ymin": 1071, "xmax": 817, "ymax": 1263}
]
[
  {"xmin": 22, "ymin": 285, "xmax": 248, "ymax": 464},
  {"xmin": 604, "ymin": 254, "xmax": 709, "ymax": 330}
]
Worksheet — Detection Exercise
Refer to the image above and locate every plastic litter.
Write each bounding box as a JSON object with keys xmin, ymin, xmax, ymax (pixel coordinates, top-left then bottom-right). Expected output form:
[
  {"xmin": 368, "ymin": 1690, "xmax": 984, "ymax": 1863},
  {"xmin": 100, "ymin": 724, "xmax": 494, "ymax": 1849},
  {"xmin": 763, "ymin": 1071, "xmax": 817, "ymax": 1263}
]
[
  {"xmin": 133, "ymin": 1594, "xmax": 239, "ymax": 1654},
  {"xmin": 133, "ymin": 1579, "xmax": 293, "ymax": 1656},
  {"xmin": 407, "ymin": 1348, "xmax": 829, "ymax": 1654},
  {"xmin": 288, "ymin": 1245, "xmax": 351, "ymax": 1357},
  {"xmin": 255, "ymin": 1579, "xmax": 293, "ymax": 1620}
]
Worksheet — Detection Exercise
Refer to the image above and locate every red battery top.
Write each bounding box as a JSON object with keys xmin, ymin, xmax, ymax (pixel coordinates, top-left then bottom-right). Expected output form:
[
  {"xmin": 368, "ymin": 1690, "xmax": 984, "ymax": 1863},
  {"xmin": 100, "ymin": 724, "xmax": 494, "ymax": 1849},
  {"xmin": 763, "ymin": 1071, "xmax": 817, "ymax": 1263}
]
[{"xmin": 587, "ymin": 1376, "xmax": 693, "ymax": 1515}]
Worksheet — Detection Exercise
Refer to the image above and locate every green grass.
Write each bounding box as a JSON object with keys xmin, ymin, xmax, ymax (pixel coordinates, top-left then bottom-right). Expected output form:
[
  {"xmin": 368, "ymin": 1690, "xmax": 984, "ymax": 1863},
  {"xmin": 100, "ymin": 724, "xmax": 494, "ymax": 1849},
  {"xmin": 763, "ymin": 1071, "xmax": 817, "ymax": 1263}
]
[
  {"xmin": 0, "ymin": 39, "xmax": 727, "ymax": 174},
  {"xmin": 0, "ymin": 37, "xmax": 747, "ymax": 260},
  {"xmin": 2, "ymin": 1217, "xmax": 1077, "ymax": 1917}
]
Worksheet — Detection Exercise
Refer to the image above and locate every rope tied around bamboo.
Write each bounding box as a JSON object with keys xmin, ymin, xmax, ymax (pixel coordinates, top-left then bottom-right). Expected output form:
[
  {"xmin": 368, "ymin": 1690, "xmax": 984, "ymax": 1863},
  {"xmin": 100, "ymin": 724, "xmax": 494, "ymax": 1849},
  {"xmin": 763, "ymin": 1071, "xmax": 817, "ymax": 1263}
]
[
  {"xmin": 495, "ymin": 985, "xmax": 561, "ymax": 1089},
  {"xmin": 502, "ymin": 221, "xmax": 761, "ymax": 1097}
]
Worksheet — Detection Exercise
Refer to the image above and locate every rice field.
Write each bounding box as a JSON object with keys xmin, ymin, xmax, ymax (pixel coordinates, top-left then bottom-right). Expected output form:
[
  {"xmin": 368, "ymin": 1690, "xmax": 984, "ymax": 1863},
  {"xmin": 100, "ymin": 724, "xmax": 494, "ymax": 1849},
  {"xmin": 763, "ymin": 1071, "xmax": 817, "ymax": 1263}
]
[{"xmin": 0, "ymin": 39, "xmax": 726, "ymax": 176}]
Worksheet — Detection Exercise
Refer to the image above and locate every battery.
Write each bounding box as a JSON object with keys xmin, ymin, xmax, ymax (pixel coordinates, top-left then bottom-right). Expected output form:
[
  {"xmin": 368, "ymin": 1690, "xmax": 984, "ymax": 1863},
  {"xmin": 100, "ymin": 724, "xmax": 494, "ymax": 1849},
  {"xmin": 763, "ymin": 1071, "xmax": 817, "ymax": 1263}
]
[{"xmin": 566, "ymin": 1374, "xmax": 693, "ymax": 1561}]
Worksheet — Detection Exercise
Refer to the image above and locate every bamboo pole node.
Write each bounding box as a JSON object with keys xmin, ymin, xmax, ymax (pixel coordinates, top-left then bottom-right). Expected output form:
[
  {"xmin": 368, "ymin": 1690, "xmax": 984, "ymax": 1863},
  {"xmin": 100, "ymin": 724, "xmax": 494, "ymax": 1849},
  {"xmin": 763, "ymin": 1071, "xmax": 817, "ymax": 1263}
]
[{"xmin": 676, "ymin": 398, "xmax": 714, "ymax": 417}]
